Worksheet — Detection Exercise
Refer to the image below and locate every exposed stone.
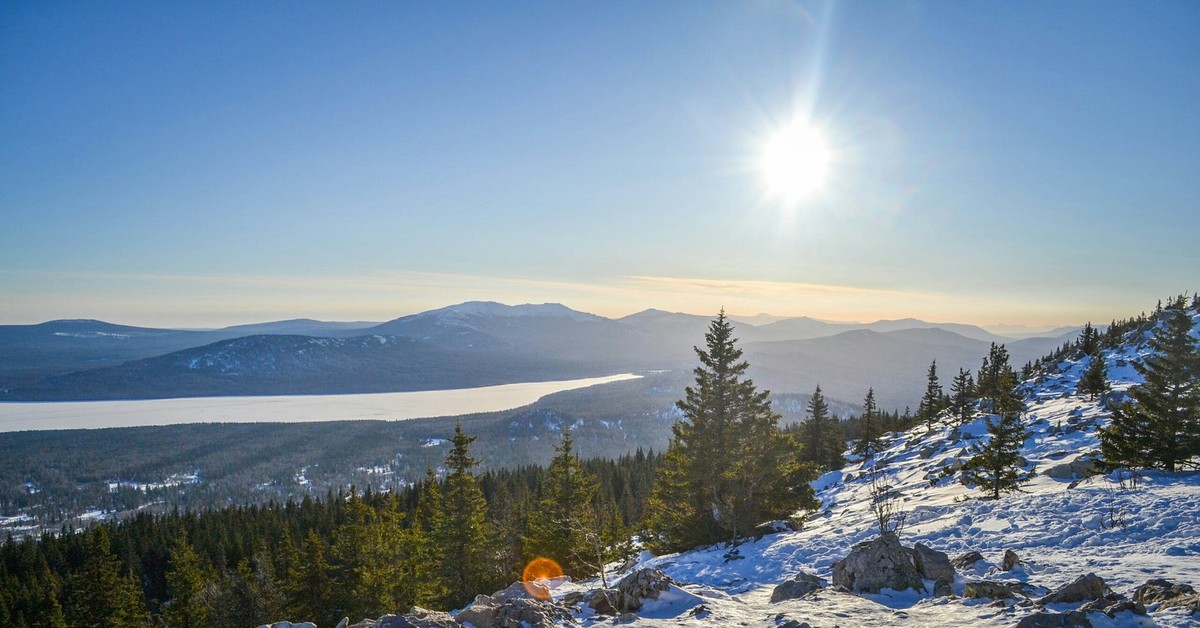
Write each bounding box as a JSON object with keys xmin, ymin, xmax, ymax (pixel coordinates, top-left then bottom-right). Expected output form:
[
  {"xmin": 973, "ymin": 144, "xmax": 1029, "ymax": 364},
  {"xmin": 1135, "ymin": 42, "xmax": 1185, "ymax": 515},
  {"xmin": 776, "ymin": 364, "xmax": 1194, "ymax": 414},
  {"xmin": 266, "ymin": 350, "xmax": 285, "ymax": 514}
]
[
  {"xmin": 587, "ymin": 589, "xmax": 626, "ymax": 615},
  {"xmin": 933, "ymin": 578, "xmax": 954, "ymax": 598},
  {"xmin": 378, "ymin": 609, "xmax": 457, "ymax": 628},
  {"xmin": 1079, "ymin": 595, "xmax": 1146, "ymax": 617},
  {"xmin": 911, "ymin": 543, "xmax": 955, "ymax": 582},
  {"xmin": 770, "ymin": 571, "xmax": 826, "ymax": 602},
  {"xmin": 831, "ymin": 532, "xmax": 924, "ymax": 594},
  {"xmin": 962, "ymin": 581, "xmax": 1028, "ymax": 600},
  {"xmin": 1014, "ymin": 610, "xmax": 1092, "ymax": 628},
  {"xmin": 1002, "ymin": 550, "xmax": 1022, "ymax": 571},
  {"xmin": 1132, "ymin": 578, "xmax": 1200, "ymax": 612},
  {"xmin": 918, "ymin": 443, "xmax": 940, "ymax": 459},
  {"xmin": 615, "ymin": 612, "xmax": 637, "ymax": 623},
  {"xmin": 454, "ymin": 596, "xmax": 498, "ymax": 627},
  {"xmin": 347, "ymin": 620, "xmax": 375, "ymax": 628},
  {"xmin": 336, "ymin": 619, "xmax": 349, "ymax": 628},
  {"xmin": 952, "ymin": 551, "xmax": 985, "ymax": 570},
  {"xmin": 1037, "ymin": 573, "xmax": 1112, "ymax": 605},
  {"xmin": 492, "ymin": 598, "xmax": 572, "ymax": 628},
  {"xmin": 259, "ymin": 623, "xmax": 317, "ymax": 628},
  {"xmin": 1043, "ymin": 458, "xmax": 1097, "ymax": 480},
  {"xmin": 615, "ymin": 567, "xmax": 673, "ymax": 611}
]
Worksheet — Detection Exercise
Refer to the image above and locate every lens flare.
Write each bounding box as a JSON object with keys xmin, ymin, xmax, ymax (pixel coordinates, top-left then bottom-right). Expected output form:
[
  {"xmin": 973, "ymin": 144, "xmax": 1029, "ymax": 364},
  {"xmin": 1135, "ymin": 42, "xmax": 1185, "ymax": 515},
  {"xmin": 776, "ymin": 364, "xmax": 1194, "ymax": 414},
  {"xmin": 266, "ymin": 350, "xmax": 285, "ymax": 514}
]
[{"xmin": 521, "ymin": 557, "xmax": 563, "ymax": 600}]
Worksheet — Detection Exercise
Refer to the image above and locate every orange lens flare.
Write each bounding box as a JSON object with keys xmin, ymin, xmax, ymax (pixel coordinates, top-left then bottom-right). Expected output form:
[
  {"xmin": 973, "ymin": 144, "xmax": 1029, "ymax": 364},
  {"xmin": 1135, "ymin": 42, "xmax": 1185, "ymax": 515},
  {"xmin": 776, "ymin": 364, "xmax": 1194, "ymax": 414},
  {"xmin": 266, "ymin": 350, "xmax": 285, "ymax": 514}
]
[{"xmin": 521, "ymin": 557, "xmax": 563, "ymax": 600}]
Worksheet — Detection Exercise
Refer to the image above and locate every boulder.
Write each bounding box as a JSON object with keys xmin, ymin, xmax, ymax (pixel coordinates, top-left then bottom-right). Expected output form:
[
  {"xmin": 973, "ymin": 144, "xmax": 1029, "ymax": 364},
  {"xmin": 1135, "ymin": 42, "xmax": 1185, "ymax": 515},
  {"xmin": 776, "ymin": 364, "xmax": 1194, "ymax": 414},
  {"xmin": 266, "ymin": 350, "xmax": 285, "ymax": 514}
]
[
  {"xmin": 1002, "ymin": 550, "xmax": 1022, "ymax": 571},
  {"xmin": 1037, "ymin": 573, "xmax": 1112, "ymax": 605},
  {"xmin": 615, "ymin": 567, "xmax": 673, "ymax": 611},
  {"xmin": 1014, "ymin": 611, "xmax": 1092, "ymax": 628},
  {"xmin": 911, "ymin": 543, "xmax": 955, "ymax": 582},
  {"xmin": 1132, "ymin": 578, "xmax": 1200, "ymax": 612},
  {"xmin": 1043, "ymin": 458, "xmax": 1097, "ymax": 480},
  {"xmin": 952, "ymin": 551, "xmax": 985, "ymax": 570},
  {"xmin": 377, "ymin": 609, "xmax": 457, "ymax": 628},
  {"xmin": 587, "ymin": 589, "xmax": 626, "ymax": 616},
  {"xmin": 770, "ymin": 571, "xmax": 826, "ymax": 602},
  {"xmin": 258, "ymin": 623, "xmax": 316, "ymax": 628},
  {"xmin": 454, "ymin": 596, "xmax": 499, "ymax": 627},
  {"xmin": 933, "ymin": 578, "xmax": 954, "ymax": 598},
  {"xmin": 963, "ymin": 581, "xmax": 1028, "ymax": 600},
  {"xmin": 1079, "ymin": 594, "xmax": 1146, "ymax": 618},
  {"xmin": 831, "ymin": 532, "xmax": 924, "ymax": 594},
  {"xmin": 492, "ymin": 598, "xmax": 572, "ymax": 628}
]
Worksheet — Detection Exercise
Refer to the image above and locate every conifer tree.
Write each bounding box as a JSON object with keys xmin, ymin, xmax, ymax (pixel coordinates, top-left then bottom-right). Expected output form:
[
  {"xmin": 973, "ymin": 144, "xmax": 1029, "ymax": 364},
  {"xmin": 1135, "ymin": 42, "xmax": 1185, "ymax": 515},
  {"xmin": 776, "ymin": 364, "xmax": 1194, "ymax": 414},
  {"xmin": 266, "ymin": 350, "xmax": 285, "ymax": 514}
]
[
  {"xmin": 1099, "ymin": 304, "xmax": 1200, "ymax": 472},
  {"xmin": 523, "ymin": 427, "xmax": 601, "ymax": 579},
  {"xmin": 854, "ymin": 388, "xmax": 882, "ymax": 458},
  {"xmin": 918, "ymin": 360, "xmax": 944, "ymax": 427},
  {"xmin": 283, "ymin": 532, "xmax": 333, "ymax": 627},
  {"xmin": 63, "ymin": 527, "xmax": 150, "ymax": 628},
  {"xmin": 976, "ymin": 343, "xmax": 1012, "ymax": 403},
  {"xmin": 963, "ymin": 370, "xmax": 1033, "ymax": 499},
  {"xmin": 799, "ymin": 385, "xmax": 845, "ymax": 471},
  {"xmin": 949, "ymin": 368, "xmax": 976, "ymax": 426},
  {"xmin": 437, "ymin": 423, "xmax": 492, "ymax": 608},
  {"xmin": 163, "ymin": 534, "xmax": 209, "ymax": 628},
  {"xmin": 1078, "ymin": 352, "xmax": 1110, "ymax": 401},
  {"xmin": 1079, "ymin": 322, "xmax": 1099, "ymax": 356},
  {"xmin": 645, "ymin": 311, "xmax": 809, "ymax": 551},
  {"xmin": 412, "ymin": 468, "xmax": 447, "ymax": 608}
]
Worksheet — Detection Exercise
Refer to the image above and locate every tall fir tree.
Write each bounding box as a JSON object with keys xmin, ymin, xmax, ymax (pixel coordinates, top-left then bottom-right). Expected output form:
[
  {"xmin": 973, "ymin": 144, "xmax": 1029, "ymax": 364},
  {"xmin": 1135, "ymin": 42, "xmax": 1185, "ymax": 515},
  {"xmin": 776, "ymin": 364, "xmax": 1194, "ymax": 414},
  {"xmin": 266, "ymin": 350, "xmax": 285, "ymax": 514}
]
[
  {"xmin": 799, "ymin": 385, "xmax": 845, "ymax": 471},
  {"xmin": 437, "ymin": 424, "xmax": 493, "ymax": 608},
  {"xmin": 976, "ymin": 343, "xmax": 1013, "ymax": 403},
  {"xmin": 1079, "ymin": 322, "xmax": 1099, "ymax": 356},
  {"xmin": 162, "ymin": 534, "xmax": 210, "ymax": 628},
  {"xmin": 1078, "ymin": 352, "xmax": 1110, "ymax": 401},
  {"xmin": 854, "ymin": 388, "xmax": 882, "ymax": 458},
  {"xmin": 1099, "ymin": 304, "xmax": 1200, "ymax": 472},
  {"xmin": 63, "ymin": 527, "xmax": 150, "ymax": 628},
  {"xmin": 283, "ymin": 532, "xmax": 334, "ymax": 628},
  {"xmin": 412, "ymin": 468, "xmax": 448, "ymax": 608},
  {"xmin": 949, "ymin": 368, "xmax": 976, "ymax": 426},
  {"xmin": 644, "ymin": 311, "xmax": 811, "ymax": 551},
  {"xmin": 963, "ymin": 370, "xmax": 1033, "ymax": 499},
  {"xmin": 918, "ymin": 360, "xmax": 944, "ymax": 428},
  {"xmin": 523, "ymin": 427, "xmax": 602, "ymax": 580}
]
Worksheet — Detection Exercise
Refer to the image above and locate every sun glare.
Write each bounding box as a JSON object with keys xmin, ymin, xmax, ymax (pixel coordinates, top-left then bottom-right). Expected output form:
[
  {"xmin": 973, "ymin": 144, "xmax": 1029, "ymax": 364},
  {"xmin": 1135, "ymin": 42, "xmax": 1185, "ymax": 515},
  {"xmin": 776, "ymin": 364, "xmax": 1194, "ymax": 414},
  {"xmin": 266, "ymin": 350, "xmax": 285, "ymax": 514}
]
[{"xmin": 761, "ymin": 121, "xmax": 831, "ymax": 202}]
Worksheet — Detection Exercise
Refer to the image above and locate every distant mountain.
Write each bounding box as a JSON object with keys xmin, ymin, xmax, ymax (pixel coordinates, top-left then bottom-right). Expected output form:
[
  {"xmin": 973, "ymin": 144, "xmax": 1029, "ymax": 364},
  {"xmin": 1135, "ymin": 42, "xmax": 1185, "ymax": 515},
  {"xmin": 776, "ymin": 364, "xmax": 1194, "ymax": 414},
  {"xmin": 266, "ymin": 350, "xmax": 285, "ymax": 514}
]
[
  {"xmin": 216, "ymin": 319, "xmax": 379, "ymax": 337},
  {"xmin": 0, "ymin": 320, "xmax": 214, "ymax": 382}
]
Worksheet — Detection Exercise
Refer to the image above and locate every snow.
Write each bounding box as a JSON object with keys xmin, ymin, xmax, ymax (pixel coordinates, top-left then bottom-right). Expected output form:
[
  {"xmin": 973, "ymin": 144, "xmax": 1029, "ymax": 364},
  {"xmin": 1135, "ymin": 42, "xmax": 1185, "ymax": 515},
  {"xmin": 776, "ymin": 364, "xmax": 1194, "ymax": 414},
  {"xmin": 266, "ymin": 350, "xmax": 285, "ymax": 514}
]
[{"xmin": 551, "ymin": 313, "xmax": 1200, "ymax": 627}]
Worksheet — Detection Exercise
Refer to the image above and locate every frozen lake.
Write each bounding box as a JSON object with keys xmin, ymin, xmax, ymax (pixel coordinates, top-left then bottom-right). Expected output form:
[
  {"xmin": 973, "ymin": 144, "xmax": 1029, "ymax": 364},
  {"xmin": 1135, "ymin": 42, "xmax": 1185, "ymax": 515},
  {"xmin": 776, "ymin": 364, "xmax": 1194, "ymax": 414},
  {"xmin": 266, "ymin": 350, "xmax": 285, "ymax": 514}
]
[{"xmin": 0, "ymin": 373, "xmax": 641, "ymax": 432}]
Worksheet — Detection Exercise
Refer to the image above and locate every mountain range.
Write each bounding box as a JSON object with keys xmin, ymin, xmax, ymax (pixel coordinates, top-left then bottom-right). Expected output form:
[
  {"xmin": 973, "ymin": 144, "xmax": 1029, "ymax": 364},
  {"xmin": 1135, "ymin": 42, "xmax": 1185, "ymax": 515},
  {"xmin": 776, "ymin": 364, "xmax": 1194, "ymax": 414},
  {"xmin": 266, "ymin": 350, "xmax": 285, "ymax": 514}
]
[{"xmin": 0, "ymin": 302, "xmax": 1081, "ymax": 408}]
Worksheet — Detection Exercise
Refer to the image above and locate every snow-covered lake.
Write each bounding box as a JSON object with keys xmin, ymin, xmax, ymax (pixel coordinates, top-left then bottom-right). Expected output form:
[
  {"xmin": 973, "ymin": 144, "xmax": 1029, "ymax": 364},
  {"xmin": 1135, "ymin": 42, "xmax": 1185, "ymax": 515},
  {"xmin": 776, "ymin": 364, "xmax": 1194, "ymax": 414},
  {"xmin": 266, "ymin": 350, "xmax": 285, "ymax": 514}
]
[{"xmin": 0, "ymin": 373, "xmax": 641, "ymax": 432}]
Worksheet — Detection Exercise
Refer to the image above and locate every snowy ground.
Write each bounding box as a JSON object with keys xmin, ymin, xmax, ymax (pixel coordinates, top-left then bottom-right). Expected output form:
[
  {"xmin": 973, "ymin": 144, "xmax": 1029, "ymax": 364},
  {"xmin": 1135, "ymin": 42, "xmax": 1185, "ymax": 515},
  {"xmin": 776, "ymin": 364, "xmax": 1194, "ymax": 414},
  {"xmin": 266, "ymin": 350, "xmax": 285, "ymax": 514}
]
[{"xmin": 551, "ymin": 319, "xmax": 1200, "ymax": 627}]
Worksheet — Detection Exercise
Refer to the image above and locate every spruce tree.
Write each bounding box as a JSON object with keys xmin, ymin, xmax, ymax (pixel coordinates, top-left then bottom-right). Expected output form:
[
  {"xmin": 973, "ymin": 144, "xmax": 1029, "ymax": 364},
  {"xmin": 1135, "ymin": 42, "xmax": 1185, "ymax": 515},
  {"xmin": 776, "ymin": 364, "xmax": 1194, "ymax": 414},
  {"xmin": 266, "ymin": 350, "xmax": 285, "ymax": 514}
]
[
  {"xmin": 1079, "ymin": 322, "xmax": 1099, "ymax": 356},
  {"xmin": 854, "ymin": 388, "xmax": 882, "ymax": 458},
  {"xmin": 918, "ymin": 360, "xmax": 944, "ymax": 428},
  {"xmin": 163, "ymin": 534, "xmax": 209, "ymax": 628},
  {"xmin": 963, "ymin": 370, "xmax": 1032, "ymax": 499},
  {"xmin": 949, "ymin": 368, "xmax": 976, "ymax": 426},
  {"xmin": 283, "ymin": 532, "xmax": 333, "ymax": 627},
  {"xmin": 437, "ymin": 424, "xmax": 492, "ymax": 608},
  {"xmin": 63, "ymin": 527, "xmax": 150, "ymax": 628},
  {"xmin": 1078, "ymin": 352, "xmax": 1110, "ymax": 401},
  {"xmin": 523, "ymin": 427, "xmax": 602, "ymax": 580},
  {"xmin": 645, "ymin": 311, "xmax": 809, "ymax": 551},
  {"xmin": 412, "ymin": 469, "xmax": 447, "ymax": 608},
  {"xmin": 799, "ymin": 385, "xmax": 845, "ymax": 471},
  {"xmin": 1099, "ymin": 305, "xmax": 1200, "ymax": 472}
]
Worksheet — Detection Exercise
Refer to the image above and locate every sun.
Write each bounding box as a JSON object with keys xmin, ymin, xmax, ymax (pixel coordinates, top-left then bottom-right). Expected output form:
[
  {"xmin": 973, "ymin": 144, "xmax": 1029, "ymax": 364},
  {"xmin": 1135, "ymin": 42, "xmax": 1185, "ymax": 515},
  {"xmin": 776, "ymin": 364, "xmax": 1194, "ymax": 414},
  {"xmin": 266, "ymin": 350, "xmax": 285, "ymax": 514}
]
[{"xmin": 761, "ymin": 121, "xmax": 831, "ymax": 202}]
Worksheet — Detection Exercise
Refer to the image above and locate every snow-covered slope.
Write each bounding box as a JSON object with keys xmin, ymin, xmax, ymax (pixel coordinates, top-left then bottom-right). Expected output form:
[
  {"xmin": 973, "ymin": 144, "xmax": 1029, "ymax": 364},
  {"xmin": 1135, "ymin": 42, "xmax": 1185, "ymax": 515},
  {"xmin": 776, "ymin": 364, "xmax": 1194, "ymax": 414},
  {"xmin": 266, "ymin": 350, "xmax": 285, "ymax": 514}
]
[{"xmin": 571, "ymin": 311, "xmax": 1200, "ymax": 627}]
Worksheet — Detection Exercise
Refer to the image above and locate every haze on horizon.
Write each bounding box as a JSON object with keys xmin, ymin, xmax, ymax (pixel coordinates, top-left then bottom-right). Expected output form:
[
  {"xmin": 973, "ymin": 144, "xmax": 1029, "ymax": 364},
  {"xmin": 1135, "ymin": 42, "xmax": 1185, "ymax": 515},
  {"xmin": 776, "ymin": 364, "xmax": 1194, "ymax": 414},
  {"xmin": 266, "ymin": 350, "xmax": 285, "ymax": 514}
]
[{"xmin": 2, "ymin": 2, "xmax": 1197, "ymax": 330}]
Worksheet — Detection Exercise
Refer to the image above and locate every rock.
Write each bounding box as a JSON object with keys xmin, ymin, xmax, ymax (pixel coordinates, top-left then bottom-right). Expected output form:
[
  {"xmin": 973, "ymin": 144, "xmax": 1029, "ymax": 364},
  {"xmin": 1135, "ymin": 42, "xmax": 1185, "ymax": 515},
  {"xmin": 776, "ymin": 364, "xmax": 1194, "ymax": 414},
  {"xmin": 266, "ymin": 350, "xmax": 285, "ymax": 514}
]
[
  {"xmin": 918, "ymin": 443, "xmax": 940, "ymax": 459},
  {"xmin": 377, "ymin": 609, "xmax": 457, "ymax": 628},
  {"xmin": 615, "ymin": 567, "xmax": 673, "ymax": 611},
  {"xmin": 933, "ymin": 578, "xmax": 954, "ymax": 598},
  {"xmin": 774, "ymin": 616, "xmax": 812, "ymax": 628},
  {"xmin": 1079, "ymin": 594, "xmax": 1146, "ymax": 617},
  {"xmin": 560, "ymin": 591, "xmax": 585, "ymax": 607},
  {"xmin": 1037, "ymin": 573, "xmax": 1112, "ymax": 604},
  {"xmin": 347, "ymin": 620, "xmax": 375, "ymax": 628},
  {"xmin": 770, "ymin": 571, "xmax": 826, "ymax": 602},
  {"xmin": 911, "ymin": 543, "xmax": 955, "ymax": 582},
  {"xmin": 1132, "ymin": 578, "xmax": 1200, "ymax": 612},
  {"xmin": 952, "ymin": 551, "xmax": 985, "ymax": 570},
  {"xmin": 492, "ymin": 597, "xmax": 571, "ymax": 628},
  {"xmin": 587, "ymin": 589, "xmax": 626, "ymax": 615},
  {"xmin": 1002, "ymin": 550, "xmax": 1022, "ymax": 571},
  {"xmin": 258, "ymin": 623, "xmax": 317, "ymax": 628},
  {"xmin": 615, "ymin": 612, "xmax": 637, "ymax": 623},
  {"xmin": 1014, "ymin": 610, "xmax": 1092, "ymax": 628},
  {"xmin": 1043, "ymin": 458, "xmax": 1097, "ymax": 480},
  {"xmin": 454, "ymin": 596, "xmax": 499, "ymax": 627},
  {"xmin": 963, "ymin": 581, "xmax": 1027, "ymax": 600},
  {"xmin": 336, "ymin": 619, "xmax": 349, "ymax": 628},
  {"xmin": 831, "ymin": 532, "xmax": 925, "ymax": 594}
]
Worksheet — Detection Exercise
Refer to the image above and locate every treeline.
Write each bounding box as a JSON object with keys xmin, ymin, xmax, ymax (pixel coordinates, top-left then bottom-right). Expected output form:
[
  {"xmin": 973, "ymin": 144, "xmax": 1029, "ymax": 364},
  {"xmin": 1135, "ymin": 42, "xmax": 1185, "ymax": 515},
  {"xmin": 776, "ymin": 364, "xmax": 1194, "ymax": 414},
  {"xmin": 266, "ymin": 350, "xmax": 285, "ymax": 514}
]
[{"xmin": 0, "ymin": 443, "xmax": 660, "ymax": 627}]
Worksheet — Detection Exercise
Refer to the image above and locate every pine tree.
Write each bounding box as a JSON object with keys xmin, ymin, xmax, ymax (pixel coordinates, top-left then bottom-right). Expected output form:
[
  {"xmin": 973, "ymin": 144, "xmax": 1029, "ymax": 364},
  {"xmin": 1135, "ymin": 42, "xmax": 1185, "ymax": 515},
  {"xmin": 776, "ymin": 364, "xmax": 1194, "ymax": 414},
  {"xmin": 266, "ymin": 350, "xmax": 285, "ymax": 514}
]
[
  {"xmin": 283, "ymin": 532, "xmax": 333, "ymax": 627},
  {"xmin": 799, "ymin": 385, "xmax": 845, "ymax": 471},
  {"xmin": 1079, "ymin": 322, "xmax": 1099, "ymax": 356},
  {"xmin": 963, "ymin": 370, "xmax": 1033, "ymax": 499},
  {"xmin": 437, "ymin": 424, "xmax": 492, "ymax": 608},
  {"xmin": 523, "ymin": 427, "xmax": 601, "ymax": 580},
  {"xmin": 918, "ymin": 361, "xmax": 944, "ymax": 427},
  {"xmin": 63, "ymin": 527, "xmax": 150, "ymax": 628},
  {"xmin": 163, "ymin": 534, "xmax": 209, "ymax": 628},
  {"xmin": 854, "ymin": 388, "xmax": 882, "ymax": 458},
  {"xmin": 644, "ymin": 311, "xmax": 810, "ymax": 551},
  {"xmin": 949, "ymin": 368, "xmax": 976, "ymax": 426},
  {"xmin": 412, "ymin": 469, "xmax": 447, "ymax": 608},
  {"xmin": 1078, "ymin": 352, "xmax": 1110, "ymax": 401},
  {"xmin": 976, "ymin": 343, "xmax": 1012, "ymax": 403},
  {"xmin": 1099, "ymin": 304, "xmax": 1200, "ymax": 472}
]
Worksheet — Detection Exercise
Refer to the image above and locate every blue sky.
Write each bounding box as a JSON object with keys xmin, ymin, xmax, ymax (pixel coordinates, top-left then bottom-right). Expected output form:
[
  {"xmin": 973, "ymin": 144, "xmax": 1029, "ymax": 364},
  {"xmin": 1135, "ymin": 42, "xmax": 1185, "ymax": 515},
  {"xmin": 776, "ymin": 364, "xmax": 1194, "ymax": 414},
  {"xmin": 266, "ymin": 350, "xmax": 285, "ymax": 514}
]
[{"xmin": 2, "ymin": 1, "xmax": 1197, "ymax": 328}]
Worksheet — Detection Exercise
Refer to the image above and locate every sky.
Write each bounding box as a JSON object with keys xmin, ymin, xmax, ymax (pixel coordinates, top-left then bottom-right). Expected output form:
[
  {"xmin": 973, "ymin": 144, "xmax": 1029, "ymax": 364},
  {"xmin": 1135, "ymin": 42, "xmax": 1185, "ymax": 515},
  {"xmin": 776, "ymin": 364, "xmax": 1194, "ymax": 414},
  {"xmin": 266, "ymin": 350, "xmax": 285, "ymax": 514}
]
[{"xmin": 2, "ymin": 1, "xmax": 1197, "ymax": 330}]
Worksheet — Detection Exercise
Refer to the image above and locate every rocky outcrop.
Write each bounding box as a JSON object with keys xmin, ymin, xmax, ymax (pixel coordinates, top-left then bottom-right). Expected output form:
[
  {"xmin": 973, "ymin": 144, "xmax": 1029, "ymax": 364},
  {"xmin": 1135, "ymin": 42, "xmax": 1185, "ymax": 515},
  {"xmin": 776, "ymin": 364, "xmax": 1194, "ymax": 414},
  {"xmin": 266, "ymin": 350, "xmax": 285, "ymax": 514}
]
[
  {"xmin": 911, "ymin": 542, "xmax": 955, "ymax": 582},
  {"xmin": 831, "ymin": 533, "xmax": 925, "ymax": 594},
  {"xmin": 455, "ymin": 595, "xmax": 571, "ymax": 628},
  {"xmin": 337, "ymin": 609, "xmax": 456, "ymax": 628},
  {"xmin": 1042, "ymin": 458, "xmax": 1097, "ymax": 480},
  {"xmin": 615, "ymin": 567, "xmax": 673, "ymax": 611},
  {"xmin": 951, "ymin": 551, "xmax": 985, "ymax": 570},
  {"xmin": 1078, "ymin": 594, "xmax": 1146, "ymax": 618},
  {"xmin": 1037, "ymin": 573, "xmax": 1111, "ymax": 605},
  {"xmin": 1132, "ymin": 578, "xmax": 1200, "ymax": 613},
  {"xmin": 962, "ymin": 581, "xmax": 1029, "ymax": 600},
  {"xmin": 1014, "ymin": 610, "xmax": 1092, "ymax": 628},
  {"xmin": 257, "ymin": 623, "xmax": 317, "ymax": 628},
  {"xmin": 1002, "ymin": 550, "xmax": 1022, "ymax": 571},
  {"xmin": 770, "ymin": 571, "xmax": 826, "ymax": 602}
]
